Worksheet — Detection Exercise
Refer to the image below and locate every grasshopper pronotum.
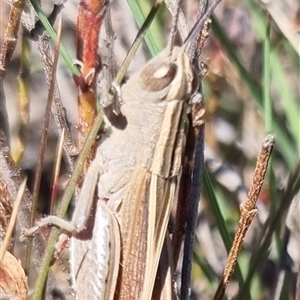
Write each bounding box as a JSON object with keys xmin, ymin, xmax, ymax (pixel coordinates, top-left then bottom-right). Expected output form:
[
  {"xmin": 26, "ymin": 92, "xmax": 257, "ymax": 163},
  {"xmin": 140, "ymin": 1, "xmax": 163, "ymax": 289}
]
[{"xmin": 24, "ymin": 1, "xmax": 221, "ymax": 299}]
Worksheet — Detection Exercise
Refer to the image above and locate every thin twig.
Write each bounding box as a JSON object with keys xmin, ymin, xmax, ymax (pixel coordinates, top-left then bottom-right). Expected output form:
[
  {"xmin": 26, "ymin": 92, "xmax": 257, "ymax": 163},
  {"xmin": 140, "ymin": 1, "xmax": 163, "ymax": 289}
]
[
  {"xmin": 167, "ymin": 0, "xmax": 182, "ymax": 55},
  {"xmin": 23, "ymin": 3, "xmax": 78, "ymax": 167},
  {"xmin": 184, "ymin": 0, "xmax": 221, "ymax": 57},
  {"xmin": 36, "ymin": 35, "xmax": 78, "ymax": 167},
  {"xmin": 29, "ymin": 2, "xmax": 65, "ymax": 38},
  {"xmin": 164, "ymin": 0, "xmax": 189, "ymax": 41},
  {"xmin": 181, "ymin": 122, "xmax": 205, "ymax": 299},
  {"xmin": 25, "ymin": 16, "xmax": 63, "ymax": 277}
]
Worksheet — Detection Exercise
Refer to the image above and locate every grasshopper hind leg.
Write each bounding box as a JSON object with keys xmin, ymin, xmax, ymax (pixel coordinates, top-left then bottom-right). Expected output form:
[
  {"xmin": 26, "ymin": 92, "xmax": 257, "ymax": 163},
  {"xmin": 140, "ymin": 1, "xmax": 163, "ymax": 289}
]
[
  {"xmin": 62, "ymin": 161, "xmax": 121, "ymax": 300},
  {"xmin": 70, "ymin": 199, "xmax": 120, "ymax": 300}
]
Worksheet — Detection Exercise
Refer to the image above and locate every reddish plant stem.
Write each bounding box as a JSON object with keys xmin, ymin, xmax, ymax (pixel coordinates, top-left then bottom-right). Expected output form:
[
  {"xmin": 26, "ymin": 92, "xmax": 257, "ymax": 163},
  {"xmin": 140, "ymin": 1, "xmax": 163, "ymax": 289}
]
[{"xmin": 76, "ymin": 0, "xmax": 109, "ymax": 149}]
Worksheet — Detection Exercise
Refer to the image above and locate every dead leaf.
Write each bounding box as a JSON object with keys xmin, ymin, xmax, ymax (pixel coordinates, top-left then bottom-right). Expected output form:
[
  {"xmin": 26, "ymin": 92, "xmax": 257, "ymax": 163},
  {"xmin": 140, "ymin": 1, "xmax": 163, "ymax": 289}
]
[{"xmin": 0, "ymin": 250, "xmax": 27, "ymax": 300}]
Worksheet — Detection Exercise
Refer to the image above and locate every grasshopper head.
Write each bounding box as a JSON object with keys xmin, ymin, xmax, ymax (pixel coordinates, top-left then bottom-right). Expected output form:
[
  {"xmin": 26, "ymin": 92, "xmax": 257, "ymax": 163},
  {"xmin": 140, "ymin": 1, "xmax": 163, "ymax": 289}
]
[{"xmin": 139, "ymin": 46, "xmax": 199, "ymax": 102}]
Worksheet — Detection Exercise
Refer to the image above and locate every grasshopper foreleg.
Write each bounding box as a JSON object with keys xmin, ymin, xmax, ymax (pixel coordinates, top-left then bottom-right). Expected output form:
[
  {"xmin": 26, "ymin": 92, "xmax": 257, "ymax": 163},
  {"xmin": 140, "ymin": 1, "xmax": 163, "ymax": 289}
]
[
  {"xmin": 22, "ymin": 160, "xmax": 101, "ymax": 237},
  {"xmin": 22, "ymin": 158, "xmax": 121, "ymax": 299}
]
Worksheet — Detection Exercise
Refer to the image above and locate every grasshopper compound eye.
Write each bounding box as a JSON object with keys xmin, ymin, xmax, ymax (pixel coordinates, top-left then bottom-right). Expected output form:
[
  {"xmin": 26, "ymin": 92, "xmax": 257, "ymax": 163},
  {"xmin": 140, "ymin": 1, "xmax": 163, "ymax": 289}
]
[{"xmin": 139, "ymin": 61, "xmax": 177, "ymax": 92}]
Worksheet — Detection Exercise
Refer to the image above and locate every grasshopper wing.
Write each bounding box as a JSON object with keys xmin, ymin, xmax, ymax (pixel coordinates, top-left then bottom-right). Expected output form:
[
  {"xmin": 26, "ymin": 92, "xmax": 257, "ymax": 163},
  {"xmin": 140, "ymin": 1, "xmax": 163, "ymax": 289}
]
[{"xmin": 116, "ymin": 48, "xmax": 197, "ymax": 299}]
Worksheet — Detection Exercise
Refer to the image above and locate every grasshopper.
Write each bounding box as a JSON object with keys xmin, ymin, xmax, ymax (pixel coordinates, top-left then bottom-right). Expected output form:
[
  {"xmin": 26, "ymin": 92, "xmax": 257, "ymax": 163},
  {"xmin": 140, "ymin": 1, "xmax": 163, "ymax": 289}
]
[
  {"xmin": 72, "ymin": 46, "xmax": 198, "ymax": 300},
  {"xmin": 24, "ymin": 1, "xmax": 221, "ymax": 299}
]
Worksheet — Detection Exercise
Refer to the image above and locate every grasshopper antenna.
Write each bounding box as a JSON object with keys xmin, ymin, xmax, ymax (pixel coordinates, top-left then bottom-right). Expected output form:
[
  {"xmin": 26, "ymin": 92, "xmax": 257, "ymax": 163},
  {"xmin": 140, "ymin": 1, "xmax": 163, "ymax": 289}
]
[
  {"xmin": 184, "ymin": 0, "xmax": 222, "ymax": 58},
  {"xmin": 166, "ymin": 0, "xmax": 182, "ymax": 58}
]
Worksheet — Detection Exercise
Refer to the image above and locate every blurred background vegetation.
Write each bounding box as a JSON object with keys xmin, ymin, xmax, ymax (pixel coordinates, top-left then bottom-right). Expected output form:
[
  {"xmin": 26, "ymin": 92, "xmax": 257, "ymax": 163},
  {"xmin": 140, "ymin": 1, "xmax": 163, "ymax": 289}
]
[{"xmin": 0, "ymin": 0, "xmax": 299, "ymax": 299}]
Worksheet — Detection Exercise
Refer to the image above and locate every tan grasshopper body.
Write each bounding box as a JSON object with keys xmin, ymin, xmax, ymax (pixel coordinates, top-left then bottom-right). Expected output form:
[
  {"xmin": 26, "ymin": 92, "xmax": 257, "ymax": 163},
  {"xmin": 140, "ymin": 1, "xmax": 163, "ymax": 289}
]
[{"xmin": 70, "ymin": 47, "xmax": 198, "ymax": 299}]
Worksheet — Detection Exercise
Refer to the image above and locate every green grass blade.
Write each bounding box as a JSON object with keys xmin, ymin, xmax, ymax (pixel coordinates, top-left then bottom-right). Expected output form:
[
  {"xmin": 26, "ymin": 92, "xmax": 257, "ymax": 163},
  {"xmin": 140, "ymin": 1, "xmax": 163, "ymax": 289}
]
[
  {"xmin": 29, "ymin": 0, "xmax": 79, "ymax": 75},
  {"xmin": 263, "ymin": 14, "xmax": 272, "ymax": 133},
  {"xmin": 126, "ymin": 0, "xmax": 165, "ymax": 56},
  {"xmin": 270, "ymin": 50, "xmax": 300, "ymax": 146}
]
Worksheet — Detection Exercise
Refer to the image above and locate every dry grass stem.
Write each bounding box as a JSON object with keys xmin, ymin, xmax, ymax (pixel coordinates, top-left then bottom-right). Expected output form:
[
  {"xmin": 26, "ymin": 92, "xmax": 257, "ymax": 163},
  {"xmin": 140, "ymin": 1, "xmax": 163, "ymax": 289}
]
[
  {"xmin": 50, "ymin": 128, "xmax": 65, "ymax": 214},
  {"xmin": 36, "ymin": 35, "xmax": 78, "ymax": 165},
  {"xmin": 0, "ymin": 178, "xmax": 26, "ymax": 263}
]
